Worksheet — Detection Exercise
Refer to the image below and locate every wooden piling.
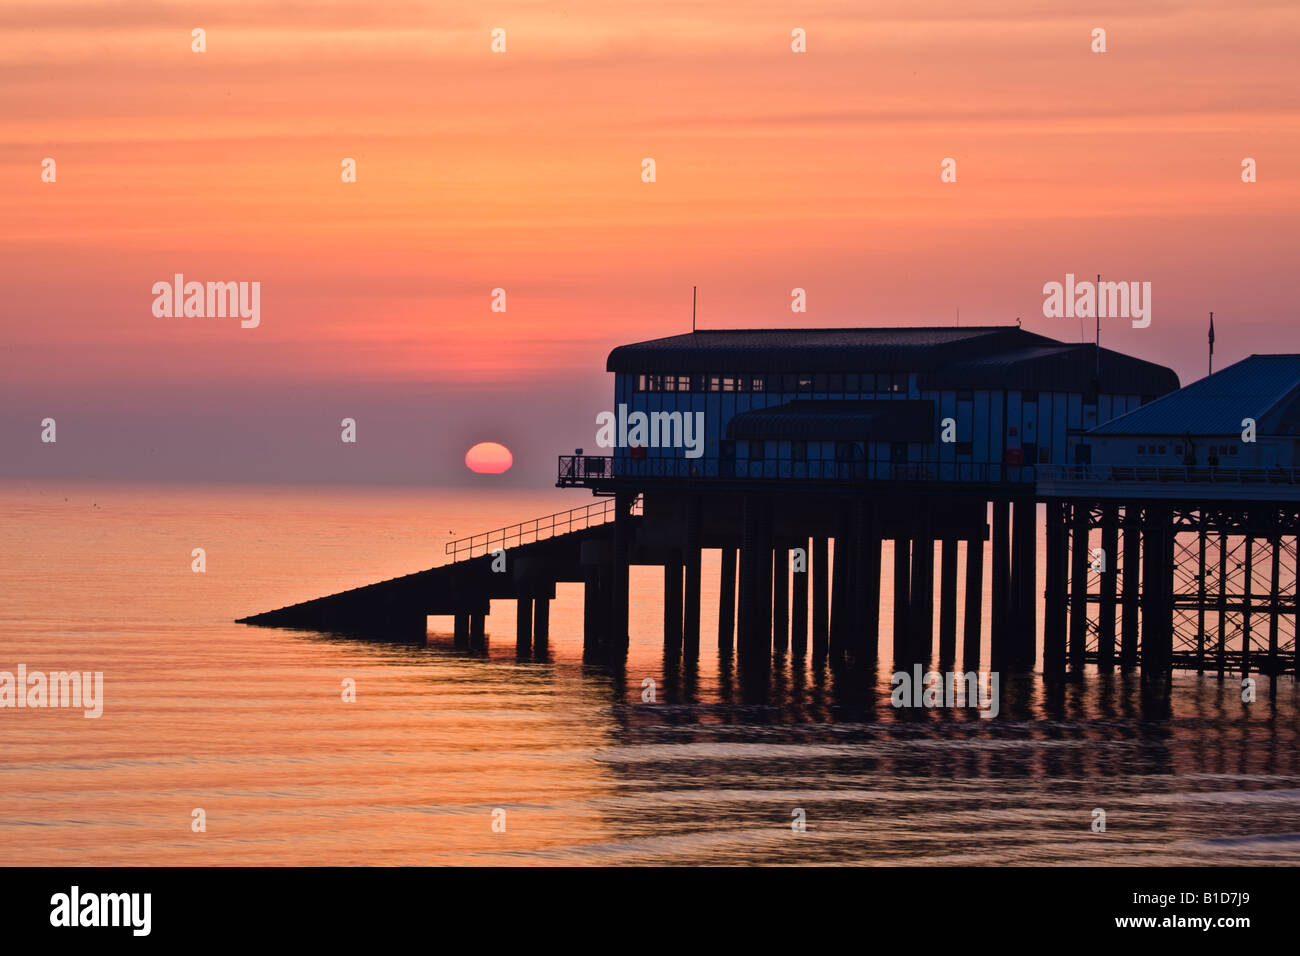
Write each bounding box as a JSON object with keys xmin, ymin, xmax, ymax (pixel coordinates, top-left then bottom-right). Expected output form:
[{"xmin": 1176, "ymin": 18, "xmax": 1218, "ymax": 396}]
[
  {"xmin": 1012, "ymin": 496, "xmax": 1037, "ymax": 669},
  {"xmin": 990, "ymin": 499, "xmax": 1010, "ymax": 667},
  {"xmin": 791, "ymin": 538, "xmax": 809, "ymax": 657},
  {"xmin": 1069, "ymin": 502, "xmax": 1090, "ymax": 670},
  {"xmin": 1044, "ymin": 499, "xmax": 1067, "ymax": 675},
  {"xmin": 718, "ymin": 546, "xmax": 737, "ymax": 655},
  {"xmin": 683, "ymin": 501, "xmax": 702, "ymax": 657},
  {"xmin": 773, "ymin": 544, "xmax": 789, "ymax": 655},
  {"xmin": 963, "ymin": 533, "xmax": 984, "ymax": 669},
  {"xmin": 664, "ymin": 554, "xmax": 683, "ymax": 652},
  {"xmin": 938, "ymin": 538, "xmax": 958, "ymax": 666},
  {"xmin": 1121, "ymin": 505, "xmax": 1141, "ymax": 670},
  {"xmin": 1098, "ymin": 503, "xmax": 1119, "ymax": 669},
  {"xmin": 812, "ymin": 536, "xmax": 830, "ymax": 658}
]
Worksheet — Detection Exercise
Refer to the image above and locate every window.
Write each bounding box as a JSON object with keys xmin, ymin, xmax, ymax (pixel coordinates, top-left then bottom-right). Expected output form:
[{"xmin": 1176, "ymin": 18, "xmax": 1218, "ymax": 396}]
[
  {"xmin": 722, "ymin": 375, "xmax": 739, "ymax": 392},
  {"xmin": 828, "ymin": 373, "xmax": 844, "ymax": 392},
  {"xmin": 750, "ymin": 440, "xmax": 766, "ymax": 461},
  {"xmin": 781, "ymin": 373, "xmax": 798, "ymax": 392},
  {"xmin": 691, "ymin": 374, "xmax": 706, "ymax": 393},
  {"xmin": 1158, "ymin": 445, "xmax": 1166, "ymax": 454},
  {"xmin": 1230, "ymin": 446, "xmax": 1239, "ymax": 456},
  {"xmin": 708, "ymin": 375, "xmax": 721, "ymax": 392},
  {"xmin": 1137, "ymin": 444, "xmax": 1146, "ymax": 454},
  {"xmin": 750, "ymin": 375, "xmax": 765, "ymax": 392},
  {"xmin": 797, "ymin": 373, "xmax": 814, "ymax": 393},
  {"xmin": 956, "ymin": 441, "xmax": 973, "ymax": 455},
  {"xmin": 792, "ymin": 440, "xmax": 808, "ymax": 462},
  {"xmin": 813, "ymin": 373, "xmax": 828, "ymax": 392},
  {"xmin": 845, "ymin": 373, "xmax": 860, "ymax": 392}
]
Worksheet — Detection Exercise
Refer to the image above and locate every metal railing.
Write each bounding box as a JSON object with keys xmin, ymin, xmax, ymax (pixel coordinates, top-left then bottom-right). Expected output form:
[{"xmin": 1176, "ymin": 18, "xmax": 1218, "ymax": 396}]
[
  {"xmin": 558, "ymin": 454, "xmax": 1036, "ymax": 485},
  {"xmin": 444, "ymin": 496, "xmax": 641, "ymax": 562},
  {"xmin": 1038, "ymin": 464, "xmax": 1300, "ymax": 485}
]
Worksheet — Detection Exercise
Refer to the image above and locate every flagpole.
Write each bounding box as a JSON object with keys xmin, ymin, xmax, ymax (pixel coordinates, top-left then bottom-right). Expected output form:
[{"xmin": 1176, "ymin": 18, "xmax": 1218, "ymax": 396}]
[{"xmin": 1208, "ymin": 311, "xmax": 1214, "ymax": 376}]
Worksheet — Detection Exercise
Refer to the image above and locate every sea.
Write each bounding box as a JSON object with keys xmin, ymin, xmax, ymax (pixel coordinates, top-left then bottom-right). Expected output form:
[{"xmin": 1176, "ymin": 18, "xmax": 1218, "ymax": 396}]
[{"xmin": 1, "ymin": 480, "xmax": 1298, "ymax": 865}]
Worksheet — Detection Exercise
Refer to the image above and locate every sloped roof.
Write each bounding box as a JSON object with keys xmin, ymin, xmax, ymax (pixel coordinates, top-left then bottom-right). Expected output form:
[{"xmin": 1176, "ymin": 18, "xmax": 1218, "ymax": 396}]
[
  {"xmin": 923, "ymin": 343, "xmax": 1179, "ymax": 394},
  {"xmin": 606, "ymin": 326, "xmax": 1179, "ymax": 395},
  {"xmin": 607, "ymin": 327, "xmax": 1039, "ymax": 373},
  {"xmin": 1090, "ymin": 355, "xmax": 1300, "ymax": 436}
]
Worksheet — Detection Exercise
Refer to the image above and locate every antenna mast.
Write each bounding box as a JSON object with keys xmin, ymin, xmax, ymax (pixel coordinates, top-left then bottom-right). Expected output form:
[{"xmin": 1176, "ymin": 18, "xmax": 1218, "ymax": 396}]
[{"xmin": 692, "ymin": 286, "xmax": 697, "ymax": 332}]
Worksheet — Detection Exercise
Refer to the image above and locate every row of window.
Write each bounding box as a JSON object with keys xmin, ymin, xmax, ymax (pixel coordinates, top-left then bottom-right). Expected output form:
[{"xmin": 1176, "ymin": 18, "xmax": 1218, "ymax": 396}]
[
  {"xmin": 635, "ymin": 372, "xmax": 912, "ymax": 394},
  {"xmin": 1138, "ymin": 443, "xmax": 1239, "ymax": 456}
]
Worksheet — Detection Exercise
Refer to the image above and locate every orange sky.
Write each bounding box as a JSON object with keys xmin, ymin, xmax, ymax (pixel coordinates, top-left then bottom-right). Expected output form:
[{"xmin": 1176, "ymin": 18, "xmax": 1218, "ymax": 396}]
[{"xmin": 2, "ymin": 0, "xmax": 1299, "ymax": 482}]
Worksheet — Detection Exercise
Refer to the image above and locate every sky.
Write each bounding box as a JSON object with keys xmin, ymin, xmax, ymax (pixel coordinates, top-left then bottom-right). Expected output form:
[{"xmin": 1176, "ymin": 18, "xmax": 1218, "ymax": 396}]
[{"xmin": 2, "ymin": 0, "xmax": 1298, "ymax": 486}]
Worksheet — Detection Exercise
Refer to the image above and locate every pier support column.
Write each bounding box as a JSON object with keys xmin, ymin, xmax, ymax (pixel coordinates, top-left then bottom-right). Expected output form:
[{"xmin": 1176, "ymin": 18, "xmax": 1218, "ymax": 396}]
[
  {"xmin": 583, "ymin": 565, "xmax": 601, "ymax": 651},
  {"xmin": 1120, "ymin": 505, "xmax": 1141, "ymax": 670},
  {"xmin": 516, "ymin": 595, "xmax": 532, "ymax": 655},
  {"xmin": 1069, "ymin": 502, "xmax": 1091, "ymax": 670},
  {"xmin": 791, "ymin": 538, "xmax": 809, "ymax": 657},
  {"xmin": 892, "ymin": 534, "xmax": 911, "ymax": 663},
  {"xmin": 683, "ymin": 501, "xmax": 702, "ymax": 658},
  {"xmin": 610, "ymin": 492, "xmax": 635, "ymax": 650},
  {"xmin": 830, "ymin": 524, "xmax": 854, "ymax": 663},
  {"xmin": 854, "ymin": 501, "xmax": 881, "ymax": 663},
  {"xmin": 1216, "ymin": 531, "xmax": 1228, "ymax": 674},
  {"xmin": 1141, "ymin": 504, "xmax": 1174, "ymax": 677},
  {"xmin": 963, "ymin": 531, "xmax": 984, "ymax": 669},
  {"xmin": 1241, "ymin": 535, "xmax": 1254, "ymax": 675},
  {"xmin": 738, "ymin": 496, "xmax": 770, "ymax": 658},
  {"xmin": 1267, "ymin": 535, "xmax": 1281, "ymax": 669},
  {"xmin": 938, "ymin": 537, "xmax": 958, "ymax": 666},
  {"xmin": 533, "ymin": 591, "xmax": 550, "ymax": 653},
  {"xmin": 1012, "ymin": 496, "xmax": 1037, "ymax": 670},
  {"xmin": 990, "ymin": 499, "xmax": 1011, "ymax": 668},
  {"xmin": 1044, "ymin": 499, "xmax": 1067, "ymax": 675},
  {"xmin": 773, "ymin": 545, "xmax": 789, "ymax": 655},
  {"xmin": 663, "ymin": 552, "xmax": 683, "ymax": 653},
  {"xmin": 812, "ymin": 536, "xmax": 830, "ymax": 659},
  {"xmin": 910, "ymin": 518, "xmax": 935, "ymax": 663},
  {"xmin": 470, "ymin": 612, "xmax": 486, "ymax": 650},
  {"xmin": 718, "ymin": 547, "xmax": 737, "ymax": 655},
  {"xmin": 454, "ymin": 611, "xmax": 470, "ymax": 649},
  {"xmin": 1195, "ymin": 520, "xmax": 1208, "ymax": 672},
  {"xmin": 1097, "ymin": 503, "xmax": 1119, "ymax": 669}
]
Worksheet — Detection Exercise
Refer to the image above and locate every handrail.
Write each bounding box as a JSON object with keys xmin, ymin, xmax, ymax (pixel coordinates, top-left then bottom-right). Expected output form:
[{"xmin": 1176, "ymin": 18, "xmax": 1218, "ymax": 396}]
[
  {"xmin": 1038, "ymin": 464, "xmax": 1300, "ymax": 485},
  {"xmin": 558, "ymin": 454, "xmax": 1037, "ymax": 485},
  {"xmin": 444, "ymin": 495, "xmax": 641, "ymax": 562}
]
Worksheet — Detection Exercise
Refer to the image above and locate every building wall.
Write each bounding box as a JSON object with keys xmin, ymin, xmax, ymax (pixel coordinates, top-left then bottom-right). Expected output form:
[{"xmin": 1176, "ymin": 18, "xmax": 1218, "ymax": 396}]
[{"xmin": 608, "ymin": 371, "xmax": 1144, "ymax": 479}]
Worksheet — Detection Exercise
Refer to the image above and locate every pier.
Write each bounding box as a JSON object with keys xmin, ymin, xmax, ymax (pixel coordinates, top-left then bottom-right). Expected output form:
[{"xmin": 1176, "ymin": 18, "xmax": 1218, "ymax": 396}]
[{"xmin": 240, "ymin": 331, "xmax": 1300, "ymax": 680}]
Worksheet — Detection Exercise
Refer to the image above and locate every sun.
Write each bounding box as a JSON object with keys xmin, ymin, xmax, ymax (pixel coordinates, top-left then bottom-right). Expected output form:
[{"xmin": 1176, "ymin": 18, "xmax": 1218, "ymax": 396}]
[{"xmin": 465, "ymin": 441, "xmax": 513, "ymax": 474}]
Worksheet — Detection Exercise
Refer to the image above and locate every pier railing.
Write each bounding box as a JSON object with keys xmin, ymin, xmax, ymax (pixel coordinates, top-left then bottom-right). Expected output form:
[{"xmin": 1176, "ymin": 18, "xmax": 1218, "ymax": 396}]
[
  {"xmin": 444, "ymin": 496, "xmax": 640, "ymax": 562},
  {"xmin": 558, "ymin": 454, "xmax": 1035, "ymax": 485},
  {"xmin": 1038, "ymin": 464, "xmax": 1300, "ymax": 485}
]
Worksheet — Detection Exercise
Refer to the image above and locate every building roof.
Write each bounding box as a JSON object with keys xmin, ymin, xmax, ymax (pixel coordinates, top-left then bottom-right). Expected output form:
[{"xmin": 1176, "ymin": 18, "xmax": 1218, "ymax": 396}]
[
  {"xmin": 1090, "ymin": 355, "xmax": 1300, "ymax": 437},
  {"xmin": 607, "ymin": 326, "xmax": 1179, "ymax": 395},
  {"xmin": 726, "ymin": 400, "xmax": 934, "ymax": 442}
]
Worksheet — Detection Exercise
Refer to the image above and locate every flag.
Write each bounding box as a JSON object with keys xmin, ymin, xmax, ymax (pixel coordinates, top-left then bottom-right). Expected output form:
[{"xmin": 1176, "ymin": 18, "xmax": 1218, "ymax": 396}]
[{"xmin": 1208, "ymin": 312, "xmax": 1215, "ymax": 354}]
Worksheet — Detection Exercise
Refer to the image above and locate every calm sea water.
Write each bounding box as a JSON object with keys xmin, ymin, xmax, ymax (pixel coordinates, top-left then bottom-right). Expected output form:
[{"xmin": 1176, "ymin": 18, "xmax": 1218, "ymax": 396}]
[{"xmin": 1, "ymin": 480, "xmax": 1298, "ymax": 865}]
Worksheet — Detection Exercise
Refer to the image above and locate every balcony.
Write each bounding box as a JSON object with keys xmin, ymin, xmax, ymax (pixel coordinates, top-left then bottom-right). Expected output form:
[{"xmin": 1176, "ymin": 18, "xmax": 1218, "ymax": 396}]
[{"xmin": 557, "ymin": 454, "xmax": 1036, "ymax": 488}]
